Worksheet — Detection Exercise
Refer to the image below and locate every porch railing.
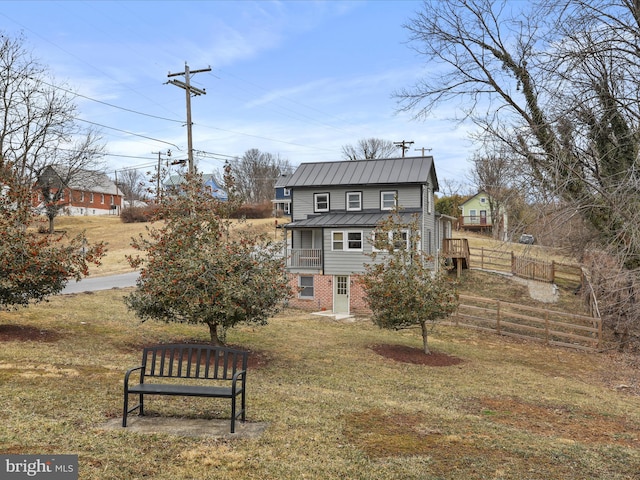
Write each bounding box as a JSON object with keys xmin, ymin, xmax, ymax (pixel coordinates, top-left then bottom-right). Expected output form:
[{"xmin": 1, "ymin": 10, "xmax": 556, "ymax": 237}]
[{"xmin": 287, "ymin": 248, "xmax": 322, "ymax": 268}]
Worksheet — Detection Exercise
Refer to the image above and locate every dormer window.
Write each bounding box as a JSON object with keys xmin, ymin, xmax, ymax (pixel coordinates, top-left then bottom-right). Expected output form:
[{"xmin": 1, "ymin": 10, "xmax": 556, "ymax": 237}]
[{"xmin": 314, "ymin": 193, "xmax": 329, "ymax": 212}]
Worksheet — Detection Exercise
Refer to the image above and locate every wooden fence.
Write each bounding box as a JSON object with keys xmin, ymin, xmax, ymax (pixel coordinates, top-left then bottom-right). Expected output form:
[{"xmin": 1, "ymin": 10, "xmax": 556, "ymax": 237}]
[
  {"xmin": 469, "ymin": 246, "xmax": 583, "ymax": 289},
  {"xmin": 448, "ymin": 294, "xmax": 602, "ymax": 352}
]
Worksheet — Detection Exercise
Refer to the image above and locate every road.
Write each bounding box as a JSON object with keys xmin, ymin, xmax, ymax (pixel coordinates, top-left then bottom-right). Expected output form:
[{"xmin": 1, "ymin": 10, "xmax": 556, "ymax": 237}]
[{"xmin": 61, "ymin": 271, "xmax": 139, "ymax": 294}]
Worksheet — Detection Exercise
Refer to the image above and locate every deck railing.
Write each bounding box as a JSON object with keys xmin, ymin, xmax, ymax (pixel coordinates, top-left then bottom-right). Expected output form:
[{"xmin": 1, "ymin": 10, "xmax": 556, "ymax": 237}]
[{"xmin": 287, "ymin": 248, "xmax": 322, "ymax": 268}]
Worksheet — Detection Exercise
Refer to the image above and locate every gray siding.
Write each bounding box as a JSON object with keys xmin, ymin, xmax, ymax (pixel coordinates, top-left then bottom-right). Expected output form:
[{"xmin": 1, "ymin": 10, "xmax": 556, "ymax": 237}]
[{"xmin": 292, "ymin": 185, "xmax": 423, "ymax": 221}]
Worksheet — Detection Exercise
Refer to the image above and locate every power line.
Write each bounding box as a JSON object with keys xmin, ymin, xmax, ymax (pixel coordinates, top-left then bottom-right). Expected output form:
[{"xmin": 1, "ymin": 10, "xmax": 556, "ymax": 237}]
[{"xmin": 75, "ymin": 118, "xmax": 181, "ymax": 150}]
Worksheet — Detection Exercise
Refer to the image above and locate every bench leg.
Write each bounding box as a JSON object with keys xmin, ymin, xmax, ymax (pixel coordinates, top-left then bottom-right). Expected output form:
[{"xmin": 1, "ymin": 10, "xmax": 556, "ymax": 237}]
[
  {"xmin": 122, "ymin": 392, "xmax": 128, "ymax": 427},
  {"xmin": 230, "ymin": 396, "xmax": 236, "ymax": 433}
]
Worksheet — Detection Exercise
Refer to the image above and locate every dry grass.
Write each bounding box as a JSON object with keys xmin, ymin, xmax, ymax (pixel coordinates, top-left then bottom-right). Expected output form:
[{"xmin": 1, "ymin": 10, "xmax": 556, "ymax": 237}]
[
  {"xmin": 1, "ymin": 288, "xmax": 640, "ymax": 479},
  {"xmin": 53, "ymin": 216, "xmax": 284, "ymax": 276},
  {"xmin": 1, "ymin": 217, "xmax": 637, "ymax": 478}
]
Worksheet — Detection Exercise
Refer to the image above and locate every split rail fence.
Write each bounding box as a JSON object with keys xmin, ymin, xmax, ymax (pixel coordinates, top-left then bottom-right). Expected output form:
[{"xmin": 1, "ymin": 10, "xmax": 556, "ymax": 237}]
[{"xmin": 448, "ymin": 294, "xmax": 602, "ymax": 352}]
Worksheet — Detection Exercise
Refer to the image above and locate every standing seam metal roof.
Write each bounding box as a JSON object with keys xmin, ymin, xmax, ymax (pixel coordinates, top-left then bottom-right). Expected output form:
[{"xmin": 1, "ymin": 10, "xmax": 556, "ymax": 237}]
[{"xmin": 284, "ymin": 156, "xmax": 435, "ymax": 187}]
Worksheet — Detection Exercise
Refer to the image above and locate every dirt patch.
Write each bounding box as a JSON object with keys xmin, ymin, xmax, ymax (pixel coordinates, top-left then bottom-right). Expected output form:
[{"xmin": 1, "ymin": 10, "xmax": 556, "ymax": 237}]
[
  {"xmin": 343, "ymin": 408, "xmax": 582, "ymax": 478},
  {"xmin": 370, "ymin": 344, "xmax": 463, "ymax": 366},
  {"xmin": 0, "ymin": 324, "xmax": 62, "ymax": 342},
  {"xmin": 475, "ymin": 396, "xmax": 640, "ymax": 447}
]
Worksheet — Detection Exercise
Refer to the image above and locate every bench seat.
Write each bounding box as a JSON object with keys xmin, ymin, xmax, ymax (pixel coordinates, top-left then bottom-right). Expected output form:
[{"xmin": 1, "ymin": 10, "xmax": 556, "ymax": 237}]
[{"xmin": 127, "ymin": 383, "xmax": 239, "ymax": 398}]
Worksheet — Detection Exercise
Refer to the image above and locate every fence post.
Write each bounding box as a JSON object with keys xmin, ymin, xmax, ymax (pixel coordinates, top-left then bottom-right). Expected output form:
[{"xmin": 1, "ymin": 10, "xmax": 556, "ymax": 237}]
[
  {"xmin": 551, "ymin": 260, "xmax": 556, "ymax": 283},
  {"xmin": 511, "ymin": 251, "xmax": 515, "ymax": 275},
  {"xmin": 481, "ymin": 247, "xmax": 484, "ymax": 270},
  {"xmin": 545, "ymin": 310, "xmax": 549, "ymax": 345},
  {"xmin": 496, "ymin": 299, "xmax": 501, "ymax": 335}
]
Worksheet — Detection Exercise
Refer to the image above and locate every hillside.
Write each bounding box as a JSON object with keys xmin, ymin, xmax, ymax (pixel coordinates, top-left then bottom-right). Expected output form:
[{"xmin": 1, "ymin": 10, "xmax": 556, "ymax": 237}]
[{"xmin": 53, "ymin": 216, "xmax": 283, "ymax": 277}]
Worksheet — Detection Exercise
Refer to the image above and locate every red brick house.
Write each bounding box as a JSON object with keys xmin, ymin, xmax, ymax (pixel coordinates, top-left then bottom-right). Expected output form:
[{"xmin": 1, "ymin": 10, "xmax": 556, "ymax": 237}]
[{"xmin": 33, "ymin": 165, "xmax": 123, "ymax": 216}]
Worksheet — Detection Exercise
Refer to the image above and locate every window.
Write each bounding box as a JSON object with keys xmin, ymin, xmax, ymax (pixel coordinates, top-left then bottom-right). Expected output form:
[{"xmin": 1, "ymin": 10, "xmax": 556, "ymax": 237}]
[
  {"xmin": 372, "ymin": 230, "xmax": 410, "ymax": 252},
  {"xmin": 480, "ymin": 197, "xmax": 487, "ymax": 204},
  {"xmin": 101, "ymin": 193, "xmax": 105, "ymax": 204},
  {"xmin": 346, "ymin": 191, "xmax": 362, "ymax": 211},
  {"xmin": 299, "ymin": 276, "xmax": 314, "ymax": 298},
  {"xmin": 470, "ymin": 209, "xmax": 478, "ymax": 223},
  {"xmin": 426, "ymin": 187, "xmax": 432, "ymax": 214},
  {"xmin": 80, "ymin": 191, "xmax": 85, "ymax": 202},
  {"xmin": 314, "ymin": 193, "xmax": 329, "ymax": 212},
  {"xmin": 347, "ymin": 232, "xmax": 363, "ymax": 250},
  {"xmin": 332, "ymin": 231, "xmax": 344, "ymax": 250},
  {"xmin": 283, "ymin": 188, "xmax": 291, "ymax": 197},
  {"xmin": 90, "ymin": 193, "xmax": 94, "ymax": 203},
  {"xmin": 381, "ymin": 191, "xmax": 397, "ymax": 210},
  {"xmin": 332, "ymin": 231, "xmax": 363, "ymax": 251}
]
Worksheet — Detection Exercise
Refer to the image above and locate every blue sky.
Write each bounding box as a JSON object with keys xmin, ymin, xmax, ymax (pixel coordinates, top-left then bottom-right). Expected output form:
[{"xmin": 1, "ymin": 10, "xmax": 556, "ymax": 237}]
[{"xmin": 2, "ymin": 1, "xmax": 475, "ymax": 185}]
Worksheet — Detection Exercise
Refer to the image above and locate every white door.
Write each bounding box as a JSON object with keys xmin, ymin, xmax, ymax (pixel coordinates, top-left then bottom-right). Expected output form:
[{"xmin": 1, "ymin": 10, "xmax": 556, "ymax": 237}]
[{"xmin": 333, "ymin": 275, "xmax": 350, "ymax": 314}]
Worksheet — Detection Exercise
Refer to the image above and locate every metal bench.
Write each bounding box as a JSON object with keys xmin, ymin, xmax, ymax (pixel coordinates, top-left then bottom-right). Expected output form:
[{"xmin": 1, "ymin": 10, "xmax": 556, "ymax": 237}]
[{"xmin": 123, "ymin": 344, "xmax": 249, "ymax": 433}]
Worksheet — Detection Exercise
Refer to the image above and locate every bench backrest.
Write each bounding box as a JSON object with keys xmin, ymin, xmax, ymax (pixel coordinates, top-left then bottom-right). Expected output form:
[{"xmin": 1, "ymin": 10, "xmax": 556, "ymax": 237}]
[{"xmin": 141, "ymin": 344, "xmax": 248, "ymax": 380}]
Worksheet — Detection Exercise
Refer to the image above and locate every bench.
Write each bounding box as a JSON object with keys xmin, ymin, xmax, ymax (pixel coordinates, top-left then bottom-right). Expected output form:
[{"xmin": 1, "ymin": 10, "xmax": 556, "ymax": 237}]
[{"xmin": 123, "ymin": 344, "xmax": 249, "ymax": 433}]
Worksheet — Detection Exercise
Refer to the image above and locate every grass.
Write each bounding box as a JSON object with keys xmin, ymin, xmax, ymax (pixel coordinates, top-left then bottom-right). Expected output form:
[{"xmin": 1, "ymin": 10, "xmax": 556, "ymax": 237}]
[
  {"xmin": 53, "ymin": 216, "xmax": 283, "ymax": 276},
  {"xmin": 2, "ymin": 216, "xmax": 637, "ymax": 478},
  {"xmin": 1, "ymin": 288, "xmax": 640, "ymax": 479}
]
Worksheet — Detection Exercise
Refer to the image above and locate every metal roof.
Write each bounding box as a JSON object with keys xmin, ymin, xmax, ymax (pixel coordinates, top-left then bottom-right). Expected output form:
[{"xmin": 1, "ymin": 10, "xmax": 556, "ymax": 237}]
[
  {"xmin": 284, "ymin": 209, "xmax": 422, "ymax": 229},
  {"xmin": 283, "ymin": 156, "xmax": 437, "ymax": 189}
]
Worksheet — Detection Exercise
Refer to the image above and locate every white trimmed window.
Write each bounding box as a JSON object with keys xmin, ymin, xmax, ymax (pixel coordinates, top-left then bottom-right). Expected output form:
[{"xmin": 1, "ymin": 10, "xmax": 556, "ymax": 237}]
[
  {"xmin": 299, "ymin": 276, "xmax": 314, "ymax": 298},
  {"xmin": 346, "ymin": 191, "xmax": 362, "ymax": 211},
  {"xmin": 332, "ymin": 231, "xmax": 363, "ymax": 251},
  {"xmin": 372, "ymin": 230, "xmax": 410, "ymax": 252},
  {"xmin": 381, "ymin": 191, "xmax": 397, "ymax": 210},
  {"xmin": 347, "ymin": 231, "xmax": 363, "ymax": 251},
  {"xmin": 332, "ymin": 231, "xmax": 344, "ymax": 251},
  {"xmin": 314, "ymin": 193, "xmax": 329, "ymax": 212},
  {"xmin": 283, "ymin": 187, "xmax": 291, "ymax": 197}
]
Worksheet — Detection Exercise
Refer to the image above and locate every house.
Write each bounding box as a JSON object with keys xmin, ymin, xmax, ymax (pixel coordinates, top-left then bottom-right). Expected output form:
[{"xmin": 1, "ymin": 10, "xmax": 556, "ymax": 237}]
[
  {"xmin": 282, "ymin": 156, "xmax": 439, "ymax": 316},
  {"xmin": 164, "ymin": 174, "xmax": 228, "ymax": 201},
  {"xmin": 33, "ymin": 165, "xmax": 123, "ymax": 216},
  {"xmin": 458, "ymin": 191, "xmax": 508, "ymax": 239},
  {"xmin": 271, "ymin": 174, "xmax": 291, "ymax": 217}
]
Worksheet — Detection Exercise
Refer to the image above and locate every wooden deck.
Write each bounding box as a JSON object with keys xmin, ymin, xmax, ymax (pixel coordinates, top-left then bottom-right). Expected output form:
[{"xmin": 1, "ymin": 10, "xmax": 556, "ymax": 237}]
[{"xmin": 442, "ymin": 238, "xmax": 470, "ymax": 277}]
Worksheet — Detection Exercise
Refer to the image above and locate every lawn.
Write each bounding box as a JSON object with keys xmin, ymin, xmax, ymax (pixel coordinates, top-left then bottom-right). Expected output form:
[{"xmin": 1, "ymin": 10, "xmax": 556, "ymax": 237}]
[{"xmin": 1, "ymin": 287, "xmax": 639, "ymax": 479}]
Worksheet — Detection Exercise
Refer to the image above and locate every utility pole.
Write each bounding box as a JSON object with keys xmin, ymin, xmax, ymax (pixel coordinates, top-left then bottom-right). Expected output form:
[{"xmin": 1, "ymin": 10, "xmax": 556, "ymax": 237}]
[
  {"xmin": 152, "ymin": 150, "xmax": 172, "ymax": 202},
  {"xmin": 167, "ymin": 63, "xmax": 211, "ymax": 174},
  {"xmin": 394, "ymin": 140, "xmax": 414, "ymax": 157},
  {"xmin": 415, "ymin": 147, "xmax": 432, "ymax": 156}
]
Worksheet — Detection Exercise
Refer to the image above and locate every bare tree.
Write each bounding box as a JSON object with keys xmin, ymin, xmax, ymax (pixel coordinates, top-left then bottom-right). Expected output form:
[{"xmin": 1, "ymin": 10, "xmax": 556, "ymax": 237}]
[
  {"xmin": 341, "ymin": 138, "xmax": 399, "ymax": 160},
  {"xmin": 229, "ymin": 149, "xmax": 293, "ymax": 204},
  {"xmin": 0, "ymin": 32, "xmax": 106, "ymax": 230},
  {"xmin": 396, "ymin": 0, "xmax": 640, "ymax": 348},
  {"xmin": 117, "ymin": 168, "xmax": 146, "ymax": 205}
]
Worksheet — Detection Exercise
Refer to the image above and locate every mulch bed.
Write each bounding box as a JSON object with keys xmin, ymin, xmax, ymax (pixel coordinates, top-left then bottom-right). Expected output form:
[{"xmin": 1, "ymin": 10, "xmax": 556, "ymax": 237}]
[{"xmin": 370, "ymin": 343, "xmax": 463, "ymax": 366}]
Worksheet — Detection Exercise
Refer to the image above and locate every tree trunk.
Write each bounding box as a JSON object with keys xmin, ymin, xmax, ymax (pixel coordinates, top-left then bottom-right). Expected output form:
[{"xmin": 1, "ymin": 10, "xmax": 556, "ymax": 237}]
[
  {"xmin": 420, "ymin": 320, "xmax": 431, "ymax": 355},
  {"xmin": 208, "ymin": 322, "xmax": 223, "ymax": 346}
]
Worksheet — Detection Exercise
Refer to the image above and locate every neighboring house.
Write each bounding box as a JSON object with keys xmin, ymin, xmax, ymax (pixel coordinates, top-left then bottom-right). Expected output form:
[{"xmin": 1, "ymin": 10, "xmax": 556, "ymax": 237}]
[
  {"xmin": 164, "ymin": 174, "xmax": 228, "ymax": 201},
  {"xmin": 282, "ymin": 156, "xmax": 439, "ymax": 316},
  {"xmin": 458, "ymin": 191, "xmax": 508, "ymax": 239},
  {"xmin": 271, "ymin": 174, "xmax": 291, "ymax": 217},
  {"xmin": 33, "ymin": 165, "xmax": 123, "ymax": 216}
]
